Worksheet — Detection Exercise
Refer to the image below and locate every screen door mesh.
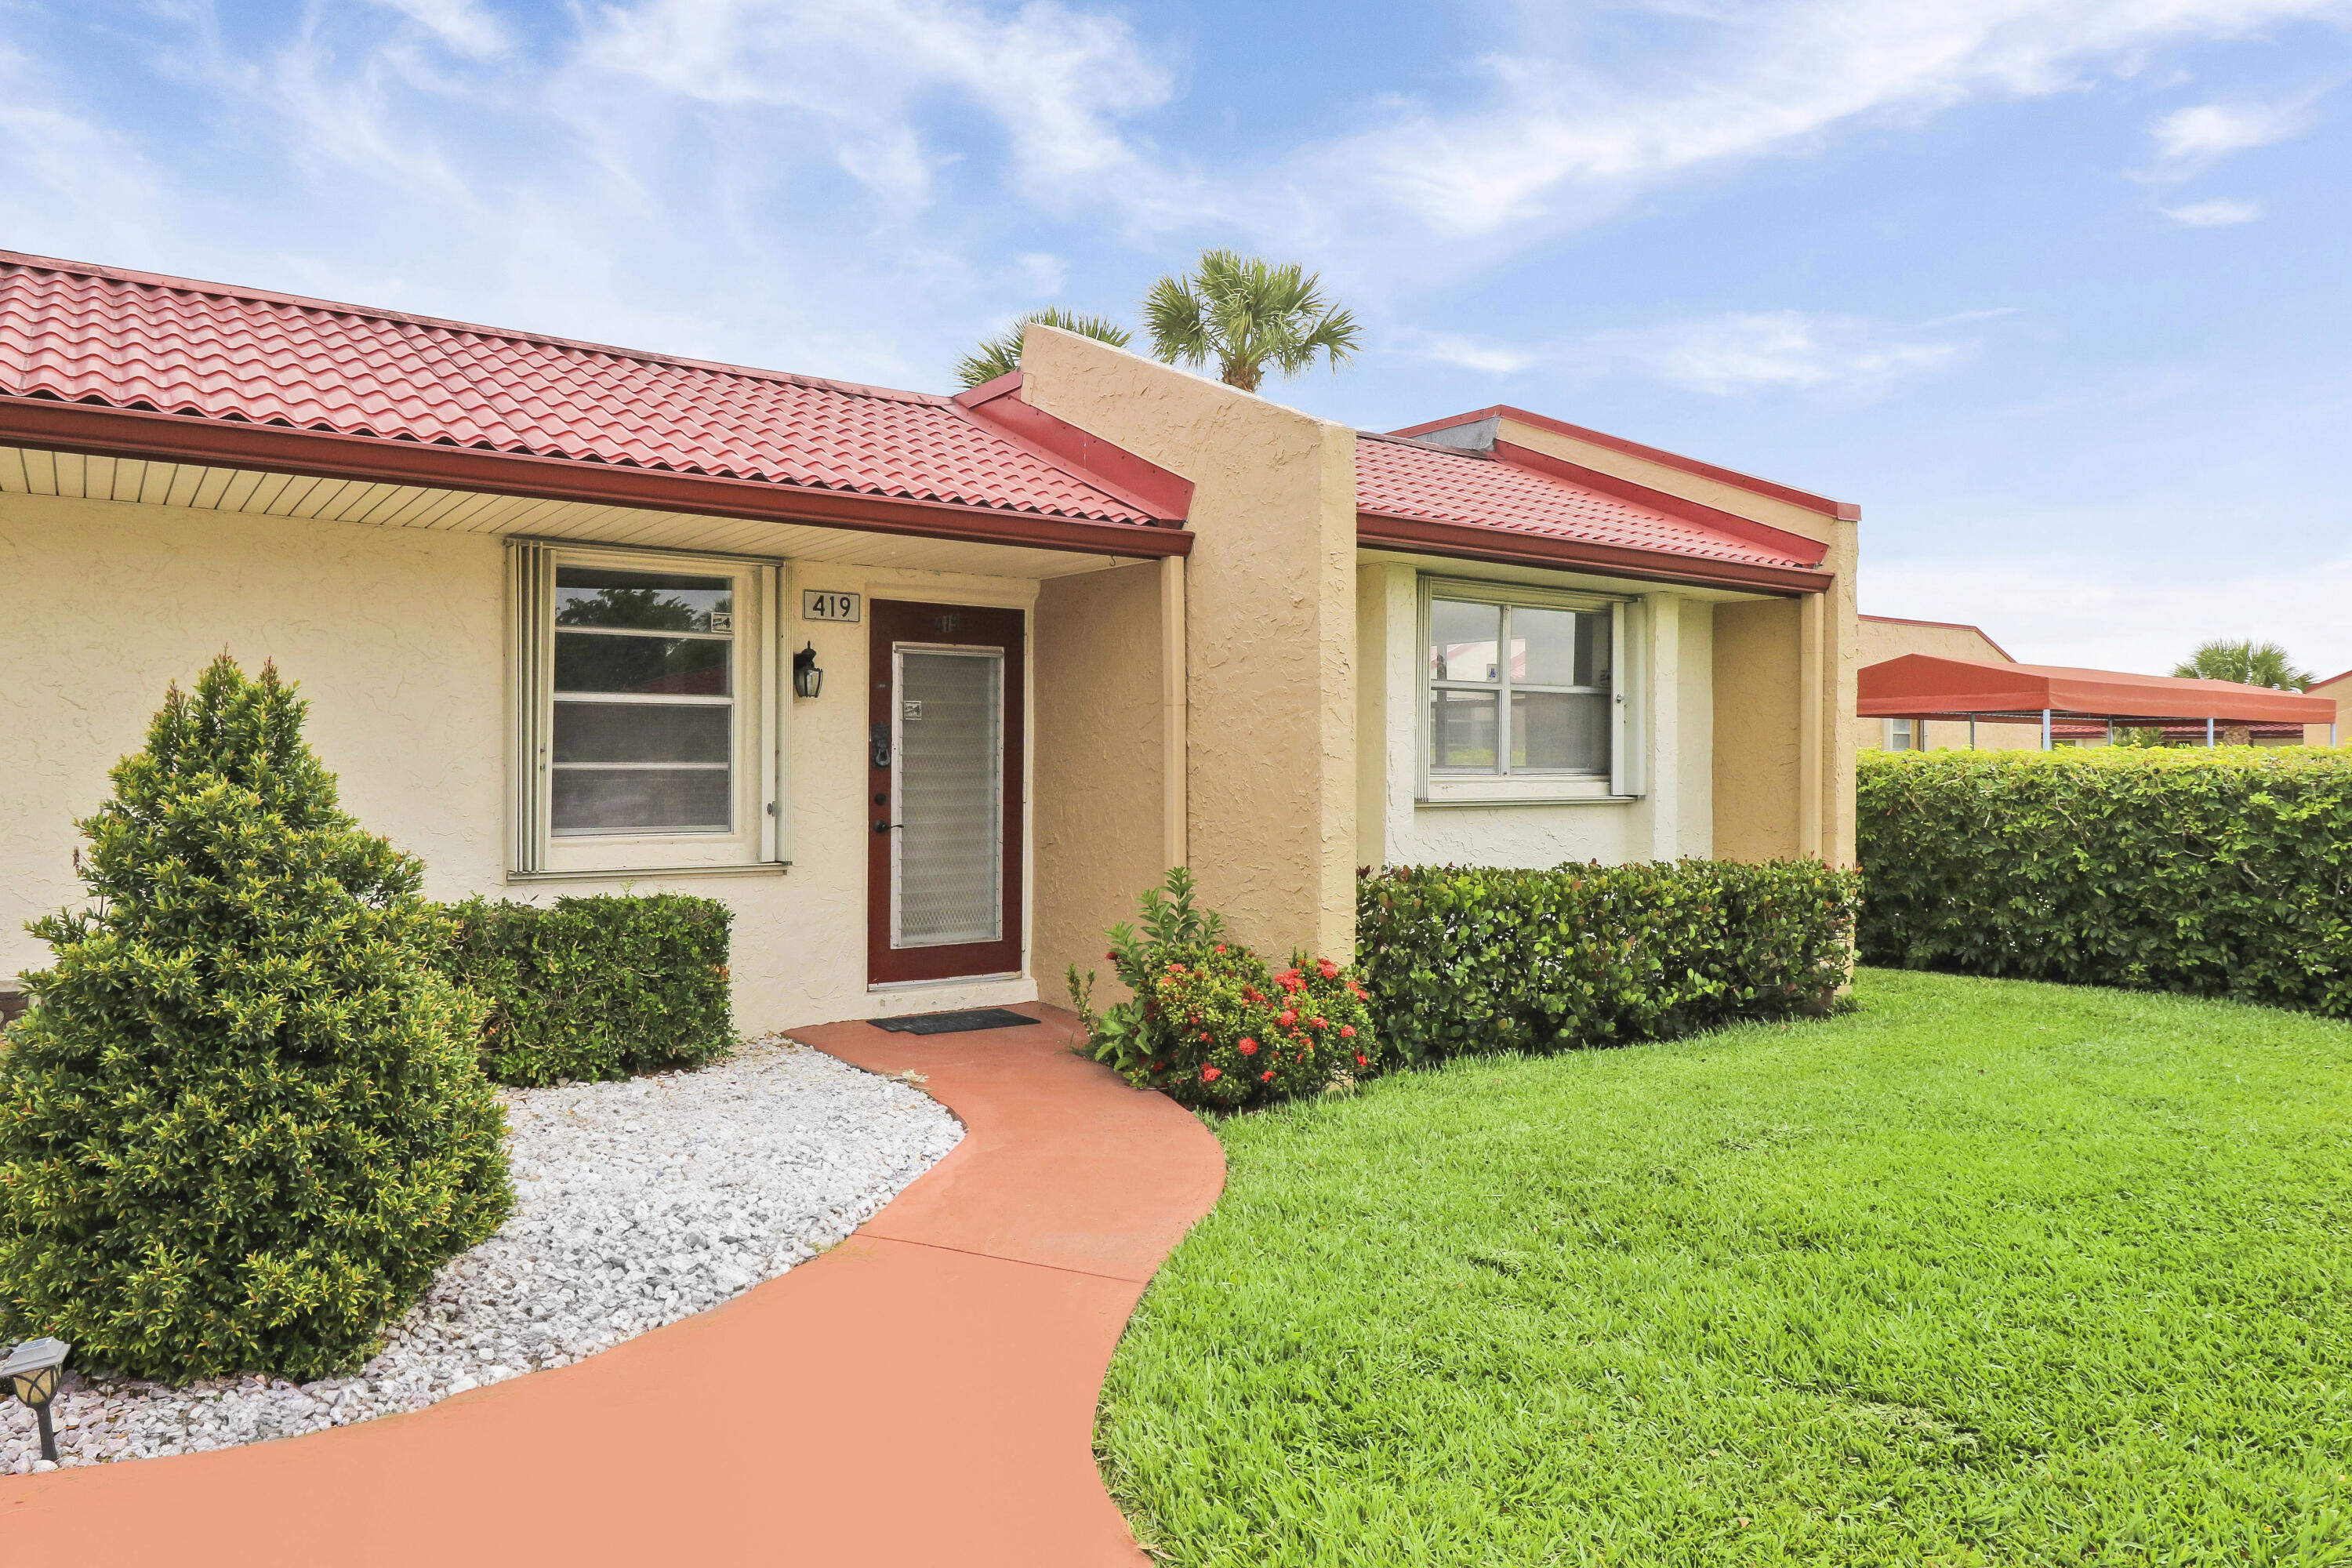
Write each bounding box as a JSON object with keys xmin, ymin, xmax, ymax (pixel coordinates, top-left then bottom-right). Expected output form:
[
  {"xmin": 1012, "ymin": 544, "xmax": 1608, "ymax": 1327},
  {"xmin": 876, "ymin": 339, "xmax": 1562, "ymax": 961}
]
[{"xmin": 894, "ymin": 648, "xmax": 1004, "ymax": 948}]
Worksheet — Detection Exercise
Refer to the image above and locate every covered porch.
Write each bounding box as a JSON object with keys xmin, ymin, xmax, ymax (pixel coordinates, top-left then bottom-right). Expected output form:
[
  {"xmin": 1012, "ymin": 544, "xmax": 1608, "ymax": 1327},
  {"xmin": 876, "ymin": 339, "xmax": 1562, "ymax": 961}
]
[{"xmin": 1860, "ymin": 653, "xmax": 2338, "ymax": 749}]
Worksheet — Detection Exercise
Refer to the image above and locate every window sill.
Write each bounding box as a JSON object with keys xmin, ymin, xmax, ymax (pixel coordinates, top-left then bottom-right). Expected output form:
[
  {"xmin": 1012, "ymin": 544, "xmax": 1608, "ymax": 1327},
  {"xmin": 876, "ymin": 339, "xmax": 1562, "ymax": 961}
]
[
  {"xmin": 505, "ymin": 862, "xmax": 790, "ymax": 885},
  {"xmin": 1414, "ymin": 794, "xmax": 1639, "ymax": 809}
]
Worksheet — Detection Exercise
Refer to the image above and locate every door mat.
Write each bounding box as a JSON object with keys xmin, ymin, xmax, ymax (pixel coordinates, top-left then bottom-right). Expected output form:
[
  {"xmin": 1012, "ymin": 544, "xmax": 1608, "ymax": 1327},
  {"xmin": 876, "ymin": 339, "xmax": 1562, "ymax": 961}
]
[{"xmin": 869, "ymin": 1007, "xmax": 1039, "ymax": 1036}]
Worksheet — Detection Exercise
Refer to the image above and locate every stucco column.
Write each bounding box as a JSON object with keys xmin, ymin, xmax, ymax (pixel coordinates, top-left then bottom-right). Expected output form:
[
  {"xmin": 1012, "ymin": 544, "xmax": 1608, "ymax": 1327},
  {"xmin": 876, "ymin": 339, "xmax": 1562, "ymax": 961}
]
[
  {"xmin": 1645, "ymin": 592, "xmax": 1682, "ymax": 862},
  {"xmin": 1018, "ymin": 328, "xmax": 1359, "ymax": 961}
]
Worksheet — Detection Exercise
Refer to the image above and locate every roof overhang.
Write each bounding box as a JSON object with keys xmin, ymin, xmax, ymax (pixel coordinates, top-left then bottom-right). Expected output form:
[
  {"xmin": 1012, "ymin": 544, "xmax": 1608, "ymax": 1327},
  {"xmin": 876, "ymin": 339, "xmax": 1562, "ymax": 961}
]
[
  {"xmin": 1392, "ymin": 406, "xmax": 1860, "ymax": 524},
  {"xmin": 1860, "ymin": 654, "xmax": 2336, "ymax": 724},
  {"xmin": 1356, "ymin": 509, "xmax": 1835, "ymax": 596},
  {"xmin": 0, "ymin": 394, "xmax": 1194, "ymax": 560}
]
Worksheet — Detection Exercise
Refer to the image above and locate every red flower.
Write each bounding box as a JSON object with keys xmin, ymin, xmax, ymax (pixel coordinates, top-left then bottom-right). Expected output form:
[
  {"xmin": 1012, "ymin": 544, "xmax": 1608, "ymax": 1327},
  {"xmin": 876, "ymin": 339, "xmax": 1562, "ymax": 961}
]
[
  {"xmin": 1200, "ymin": 1065, "xmax": 1221, "ymax": 1083},
  {"xmin": 1340, "ymin": 1025, "xmax": 1356, "ymax": 1039},
  {"xmin": 1310, "ymin": 1016, "xmax": 1327, "ymax": 1030},
  {"xmin": 1243, "ymin": 986, "xmax": 1265, "ymax": 1005},
  {"xmin": 1261, "ymin": 1070, "xmax": 1275, "ymax": 1082},
  {"xmin": 1199, "ymin": 1032, "xmax": 1211, "ymax": 1042},
  {"xmin": 1238, "ymin": 1038, "xmax": 1258, "ymax": 1056},
  {"xmin": 1279, "ymin": 1010, "xmax": 1298, "ymax": 1029},
  {"xmin": 1346, "ymin": 980, "xmax": 1368, "ymax": 999},
  {"xmin": 1355, "ymin": 1053, "xmax": 1369, "ymax": 1068},
  {"xmin": 1105, "ymin": 949, "xmax": 1119, "ymax": 961},
  {"xmin": 1318, "ymin": 959, "xmax": 1340, "ymax": 980},
  {"xmin": 1215, "ymin": 944, "xmax": 1228, "ymax": 953}
]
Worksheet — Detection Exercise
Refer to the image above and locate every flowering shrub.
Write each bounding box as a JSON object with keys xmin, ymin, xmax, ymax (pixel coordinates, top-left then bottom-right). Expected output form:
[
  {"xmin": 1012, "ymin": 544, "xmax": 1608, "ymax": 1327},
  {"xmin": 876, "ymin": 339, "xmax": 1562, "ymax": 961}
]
[{"xmin": 1069, "ymin": 869, "xmax": 1382, "ymax": 1109}]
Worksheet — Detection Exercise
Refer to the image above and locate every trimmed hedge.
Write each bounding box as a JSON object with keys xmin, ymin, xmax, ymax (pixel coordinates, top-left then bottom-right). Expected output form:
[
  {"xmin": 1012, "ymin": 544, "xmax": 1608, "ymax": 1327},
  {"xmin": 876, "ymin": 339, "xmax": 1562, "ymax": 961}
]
[
  {"xmin": 1859, "ymin": 747, "xmax": 2352, "ymax": 1014},
  {"xmin": 438, "ymin": 895, "xmax": 735, "ymax": 1086},
  {"xmin": 1356, "ymin": 858, "xmax": 1861, "ymax": 1063}
]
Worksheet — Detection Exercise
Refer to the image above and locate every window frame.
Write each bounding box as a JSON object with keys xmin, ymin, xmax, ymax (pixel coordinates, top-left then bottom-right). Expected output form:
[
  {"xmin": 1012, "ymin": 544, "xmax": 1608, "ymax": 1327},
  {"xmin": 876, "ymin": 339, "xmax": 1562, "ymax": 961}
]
[
  {"xmin": 509, "ymin": 541, "xmax": 786, "ymax": 876},
  {"xmin": 1416, "ymin": 576, "xmax": 1633, "ymax": 806}
]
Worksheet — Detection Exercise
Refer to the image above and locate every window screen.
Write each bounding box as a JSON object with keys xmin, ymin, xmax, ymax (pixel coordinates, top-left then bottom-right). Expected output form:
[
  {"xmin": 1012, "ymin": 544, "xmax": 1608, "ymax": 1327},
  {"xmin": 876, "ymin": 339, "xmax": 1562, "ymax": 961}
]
[
  {"xmin": 1428, "ymin": 597, "xmax": 1612, "ymax": 776},
  {"xmin": 550, "ymin": 566, "xmax": 734, "ymax": 835}
]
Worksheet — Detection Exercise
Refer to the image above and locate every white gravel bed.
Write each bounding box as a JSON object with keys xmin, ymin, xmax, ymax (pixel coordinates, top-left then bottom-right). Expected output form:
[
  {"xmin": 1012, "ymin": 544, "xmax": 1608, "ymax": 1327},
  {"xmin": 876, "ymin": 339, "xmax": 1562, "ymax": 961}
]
[{"xmin": 0, "ymin": 1033, "xmax": 960, "ymax": 1474}]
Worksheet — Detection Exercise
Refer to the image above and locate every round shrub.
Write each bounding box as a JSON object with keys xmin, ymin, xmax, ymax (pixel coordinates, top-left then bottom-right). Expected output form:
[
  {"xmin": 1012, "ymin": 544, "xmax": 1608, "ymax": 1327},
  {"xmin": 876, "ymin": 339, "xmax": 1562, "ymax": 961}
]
[
  {"xmin": 1133, "ymin": 947, "xmax": 1381, "ymax": 1109},
  {"xmin": 1070, "ymin": 869, "xmax": 1385, "ymax": 1110},
  {"xmin": 0, "ymin": 655, "xmax": 514, "ymax": 1382}
]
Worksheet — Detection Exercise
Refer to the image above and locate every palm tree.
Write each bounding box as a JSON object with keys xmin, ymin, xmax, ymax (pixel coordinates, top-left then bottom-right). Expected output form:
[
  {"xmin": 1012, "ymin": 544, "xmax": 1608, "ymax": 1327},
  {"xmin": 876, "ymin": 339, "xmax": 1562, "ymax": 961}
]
[
  {"xmin": 1142, "ymin": 249, "xmax": 1363, "ymax": 394},
  {"xmin": 956, "ymin": 308, "xmax": 1132, "ymax": 390},
  {"xmin": 2171, "ymin": 639, "xmax": 2314, "ymax": 691}
]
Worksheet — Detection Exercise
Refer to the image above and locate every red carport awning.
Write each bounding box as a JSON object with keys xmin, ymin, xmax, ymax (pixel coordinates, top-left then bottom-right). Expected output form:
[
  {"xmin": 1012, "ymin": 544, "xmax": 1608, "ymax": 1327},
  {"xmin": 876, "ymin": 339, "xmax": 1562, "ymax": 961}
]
[{"xmin": 1859, "ymin": 654, "xmax": 2337, "ymax": 725}]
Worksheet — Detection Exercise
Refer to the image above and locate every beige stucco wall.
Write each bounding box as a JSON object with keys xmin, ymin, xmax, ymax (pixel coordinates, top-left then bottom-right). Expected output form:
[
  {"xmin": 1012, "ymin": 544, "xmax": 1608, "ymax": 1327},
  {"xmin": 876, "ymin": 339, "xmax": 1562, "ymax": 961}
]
[
  {"xmin": 1032, "ymin": 561, "xmax": 1169, "ymax": 1009},
  {"xmin": 1353, "ymin": 557, "xmax": 1715, "ymax": 869},
  {"xmin": 0, "ymin": 488, "xmax": 1051, "ymax": 1029},
  {"xmin": 1712, "ymin": 599, "xmax": 1802, "ymax": 860},
  {"xmin": 2306, "ymin": 672, "xmax": 2349, "ymax": 746},
  {"xmin": 1855, "ymin": 617, "xmax": 2042, "ymax": 751},
  {"xmin": 1494, "ymin": 416, "xmax": 1839, "ymax": 550},
  {"xmin": 1018, "ymin": 326, "xmax": 1359, "ymax": 962}
]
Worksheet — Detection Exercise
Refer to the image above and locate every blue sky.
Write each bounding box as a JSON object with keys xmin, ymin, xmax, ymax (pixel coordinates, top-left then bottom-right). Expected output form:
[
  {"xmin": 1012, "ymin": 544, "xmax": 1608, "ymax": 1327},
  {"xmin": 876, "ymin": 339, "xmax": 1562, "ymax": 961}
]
[{"xmin": 4, "ymin": 1, "xmax": 2347, "ymax": 676}]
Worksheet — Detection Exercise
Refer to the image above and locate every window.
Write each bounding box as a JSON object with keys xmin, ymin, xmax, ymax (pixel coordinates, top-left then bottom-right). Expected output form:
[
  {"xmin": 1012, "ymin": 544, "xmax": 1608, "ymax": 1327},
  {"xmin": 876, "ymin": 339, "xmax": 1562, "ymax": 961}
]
[
  {"xmin": 1886, "ymin": 718, "xmax": 1923, "ymax": 751},
  {"xmin": 510, "ymin": 543, "xmax": 782, "ymax": 874},
  {"xmin": 1419, "ymin": 579, "xmax": 1628, "ymax": 803}
]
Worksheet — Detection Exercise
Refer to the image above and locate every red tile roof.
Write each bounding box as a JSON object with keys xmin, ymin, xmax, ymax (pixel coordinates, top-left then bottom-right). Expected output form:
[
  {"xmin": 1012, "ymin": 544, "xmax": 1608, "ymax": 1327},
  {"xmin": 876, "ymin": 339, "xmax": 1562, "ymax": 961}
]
[
  {"xmin": 0, "ymin": 250, "xmax": 1840, "ymax": 590},
  {"xmin": 1355, "ymin": 433, "xmax": 1825, "ymax": 577},
  {"xmin": 0, "ymin": 251, "xmax": 1160, "ymax": 527}
]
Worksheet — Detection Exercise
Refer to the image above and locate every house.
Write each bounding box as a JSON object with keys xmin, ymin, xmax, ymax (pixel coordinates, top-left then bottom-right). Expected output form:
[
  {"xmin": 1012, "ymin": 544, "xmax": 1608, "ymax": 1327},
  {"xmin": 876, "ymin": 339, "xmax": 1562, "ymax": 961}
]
[
  {"xmin": 2307, "ymin": 670, "xmax": 2350, "ymax": 746},
  {"xmin": 0, "ymin": 251, "xmax": 1858, "ymax": 1030},
  {"xmin": 1857, "ymin": 615, "xmax": 2041, "ymax": 750}
]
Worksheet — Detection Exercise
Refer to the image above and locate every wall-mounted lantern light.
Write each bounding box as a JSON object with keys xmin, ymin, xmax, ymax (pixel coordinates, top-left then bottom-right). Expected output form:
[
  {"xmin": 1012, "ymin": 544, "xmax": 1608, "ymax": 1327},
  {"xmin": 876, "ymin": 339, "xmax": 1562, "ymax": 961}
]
[
  {"xmin": 793, "ymin": 642, "xmax": 824, "ymax": 701},
  {"xmin": 3, "ymin": 1336, "xmax": 70, "ymax": 1463}
]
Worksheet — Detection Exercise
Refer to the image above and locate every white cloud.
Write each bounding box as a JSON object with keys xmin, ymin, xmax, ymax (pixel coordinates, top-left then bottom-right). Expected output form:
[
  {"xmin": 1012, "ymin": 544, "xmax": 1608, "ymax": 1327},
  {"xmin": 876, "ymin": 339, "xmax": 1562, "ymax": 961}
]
[
  {"xmin": 364, "ymin": 0, "xmax": 512, "ymax": 60},
  {"xmin": 572, "ymin": 0, "xmax": 1189, "ymax": 219},
  {"xmin": 1414, "ymin": 332, "xmax": 1541, "ymax": 375},
  {"xmin": 1577, "ymin": 311, "xmax": 1971, "ymax": 397},
  {"xmin": 1265, "ymin": 1, "xmax": 2348, "ymax": 249},
  {"xmin": 2161, "ymin": 196, "xmax": 2263, "ymax": 224},
  {"xmin": 1014, "ymin": 252, "xmax": 1068, "ymax": 295},
  {"xmin": 0, "ymin": 44, "xmax": 179, "ymax": 265},
  {"xmin": 2149, "ymin": 99, "xmax": 2310, "ymax": 166}
]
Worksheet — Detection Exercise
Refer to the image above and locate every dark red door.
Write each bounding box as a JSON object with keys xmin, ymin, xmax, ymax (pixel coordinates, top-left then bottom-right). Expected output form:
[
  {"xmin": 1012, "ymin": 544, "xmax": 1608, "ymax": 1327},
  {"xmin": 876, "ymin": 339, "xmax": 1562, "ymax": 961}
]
[{"xmin": 867, "ymin": 601, "xmax": 1025, "ymax": 985}]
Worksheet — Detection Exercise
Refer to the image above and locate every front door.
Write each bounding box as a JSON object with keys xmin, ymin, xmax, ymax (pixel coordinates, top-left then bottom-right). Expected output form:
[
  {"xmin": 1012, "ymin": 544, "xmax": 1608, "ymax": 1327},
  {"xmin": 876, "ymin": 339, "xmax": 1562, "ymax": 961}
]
[{"xmin": 867, "ymin": 600, "xmax": 1025, "ymax": 985}]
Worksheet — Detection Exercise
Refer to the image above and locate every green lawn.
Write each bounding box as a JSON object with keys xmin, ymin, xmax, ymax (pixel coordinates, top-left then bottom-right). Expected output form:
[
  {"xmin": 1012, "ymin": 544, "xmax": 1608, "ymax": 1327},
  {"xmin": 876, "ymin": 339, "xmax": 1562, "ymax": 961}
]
[{"xmin": 1097, "ymin": 968, "xmax": 2352, "ymax": 1566}]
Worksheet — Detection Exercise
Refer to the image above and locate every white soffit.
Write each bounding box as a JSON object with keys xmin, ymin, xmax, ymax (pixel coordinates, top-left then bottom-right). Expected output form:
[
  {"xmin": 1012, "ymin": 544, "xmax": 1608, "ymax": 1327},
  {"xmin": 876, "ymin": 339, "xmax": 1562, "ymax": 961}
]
[{"xmin": 0, "ymin": 445, "xmax": 1135, "ymax": 579}]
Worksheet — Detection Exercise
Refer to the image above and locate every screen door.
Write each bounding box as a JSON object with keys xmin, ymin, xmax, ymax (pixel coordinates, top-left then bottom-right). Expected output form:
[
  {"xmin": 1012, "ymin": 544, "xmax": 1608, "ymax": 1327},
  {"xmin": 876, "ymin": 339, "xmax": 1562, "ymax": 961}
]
[{"xmin": 867, "ymin": 601, "xmax": 1025, "ymax": 984}]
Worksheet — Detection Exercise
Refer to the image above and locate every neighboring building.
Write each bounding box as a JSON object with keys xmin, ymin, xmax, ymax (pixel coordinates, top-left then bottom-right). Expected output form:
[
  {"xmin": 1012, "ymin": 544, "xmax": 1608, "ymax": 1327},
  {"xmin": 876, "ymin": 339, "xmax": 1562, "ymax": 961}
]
[
  {"xmin": 0, "ymin": 251, "xmax": 1857, "ymax": 1029},
  {"xmin": 1857, "ymin": 615, "xmax": 2042, "ymax": 750},
  {"xmin": 2308, "ymin": 670, "xmax": 2350, "ymax": 746}
]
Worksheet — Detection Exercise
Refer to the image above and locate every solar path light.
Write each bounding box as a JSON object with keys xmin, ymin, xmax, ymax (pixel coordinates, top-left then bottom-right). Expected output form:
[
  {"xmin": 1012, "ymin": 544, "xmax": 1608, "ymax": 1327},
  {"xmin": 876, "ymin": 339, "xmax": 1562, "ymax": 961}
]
[{"xmin": 3, "ymin": 1337, "xmax": 70, "ymax": 1464}]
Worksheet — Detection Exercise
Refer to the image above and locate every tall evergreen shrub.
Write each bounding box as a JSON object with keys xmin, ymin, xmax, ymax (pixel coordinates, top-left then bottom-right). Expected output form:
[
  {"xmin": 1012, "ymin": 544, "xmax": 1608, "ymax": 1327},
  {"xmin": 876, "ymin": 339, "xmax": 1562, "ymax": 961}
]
[
  {"xmin": 1859, "ymin": 747, "xmax": 2352, "ymax": 1013},
  {"xmin": 0, "ymin": 657, "xmax": 513, "ymax": 1381}
]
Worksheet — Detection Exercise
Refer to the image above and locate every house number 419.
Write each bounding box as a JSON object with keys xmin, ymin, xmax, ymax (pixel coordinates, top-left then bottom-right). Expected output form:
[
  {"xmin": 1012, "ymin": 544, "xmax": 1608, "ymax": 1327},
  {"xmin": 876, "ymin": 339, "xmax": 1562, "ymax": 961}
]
[{"xmin": 802, "ymin": 590, "xmax": 862, "ymax": 622}]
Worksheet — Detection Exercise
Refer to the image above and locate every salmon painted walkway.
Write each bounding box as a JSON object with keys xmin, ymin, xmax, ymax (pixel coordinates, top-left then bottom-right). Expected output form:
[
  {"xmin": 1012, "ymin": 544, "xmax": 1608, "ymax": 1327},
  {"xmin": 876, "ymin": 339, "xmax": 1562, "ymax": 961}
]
[{"xmin": 0, "ymin": 1007, "xmax": 1225, "ymax": 1566}]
